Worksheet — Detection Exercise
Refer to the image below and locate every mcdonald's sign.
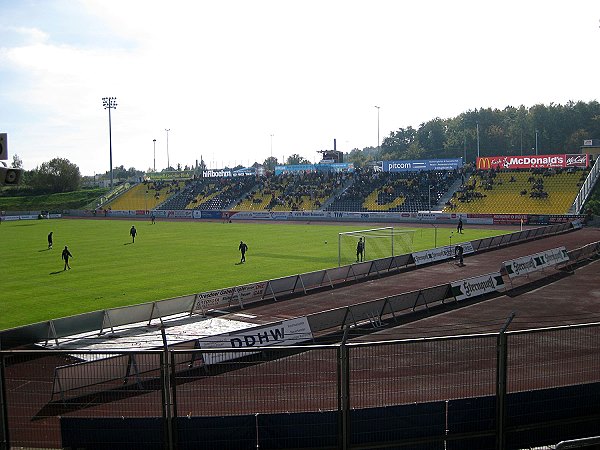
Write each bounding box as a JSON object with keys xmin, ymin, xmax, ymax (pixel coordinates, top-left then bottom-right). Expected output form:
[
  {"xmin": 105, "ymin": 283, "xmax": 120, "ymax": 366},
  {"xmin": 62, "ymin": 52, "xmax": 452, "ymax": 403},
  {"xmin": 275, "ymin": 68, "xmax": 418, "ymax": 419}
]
[
  {"xmin": 476, "ymin": 154, "xmax": 587, "ymax": 170},
  {"xmin": 476, "ymin": 157, "xmax": 506, "ymax": 170},
  {"xmin": 477, "ymin": 157, "xmax": 492, "ymax": 170}
]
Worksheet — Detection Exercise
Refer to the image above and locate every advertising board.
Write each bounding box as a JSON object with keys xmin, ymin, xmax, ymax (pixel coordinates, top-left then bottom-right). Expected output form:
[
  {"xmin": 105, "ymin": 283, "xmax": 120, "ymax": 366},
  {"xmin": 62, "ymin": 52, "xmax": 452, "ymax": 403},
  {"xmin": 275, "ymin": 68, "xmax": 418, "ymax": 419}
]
[
  {"xmin": 476, "ymin": 154, "xmax": 589, "ymax": 170},
  {"xmin": 198, "ymin": 317, "xmax": 313, "ymax": 365},
  {"xmin": 194, "ymin": 282, "xmax": 268, "ymax": 312},
  {"xmin": 383, "ymin": 158, "xmax": 463, "ymax": 172},
  {"xmin": 450, "ymin": 272, "xmax": 505, "ymax": 301},
  {"xmin": 502, "ymin": 247, "xmax": 569, "ymax": 279}
]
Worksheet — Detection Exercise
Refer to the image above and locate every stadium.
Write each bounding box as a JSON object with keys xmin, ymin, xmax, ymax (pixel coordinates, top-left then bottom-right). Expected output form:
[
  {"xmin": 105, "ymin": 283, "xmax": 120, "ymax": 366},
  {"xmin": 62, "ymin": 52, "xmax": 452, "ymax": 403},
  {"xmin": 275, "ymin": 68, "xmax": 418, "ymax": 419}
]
[{"xmin": 1, "ymin": 150, "xmax": 600, "ymax": 450}]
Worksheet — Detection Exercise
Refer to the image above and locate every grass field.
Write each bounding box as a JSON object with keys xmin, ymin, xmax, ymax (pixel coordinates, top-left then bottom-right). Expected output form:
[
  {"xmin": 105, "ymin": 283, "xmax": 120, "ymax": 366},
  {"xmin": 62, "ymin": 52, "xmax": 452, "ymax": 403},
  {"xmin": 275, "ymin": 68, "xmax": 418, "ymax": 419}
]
[{"xmin": 2, "ymin": 218, "xmax": 507, "ymax": 330}]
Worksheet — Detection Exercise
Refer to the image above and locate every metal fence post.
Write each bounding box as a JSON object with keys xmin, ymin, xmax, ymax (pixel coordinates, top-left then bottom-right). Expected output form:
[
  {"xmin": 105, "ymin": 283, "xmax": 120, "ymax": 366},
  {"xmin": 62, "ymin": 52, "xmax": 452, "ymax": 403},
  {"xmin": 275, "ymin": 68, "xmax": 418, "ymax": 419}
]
[
  {"xmin": 339, "ymin": 328, "xmax": 350, "ymax": 450},
  {"xmin": 170, "ymin": 351, "xmax": 178, "ymax": 450},
  {"xmin": 496, "ymin": 312, "xmax": 515, "ymax": 450},
  {"xmin": 0, "ymin": 355, "xmax": 9, "ymax": 450},
  {"xmin": 160, "ymin": 327, "xmax": 174, "ymax": 450}
]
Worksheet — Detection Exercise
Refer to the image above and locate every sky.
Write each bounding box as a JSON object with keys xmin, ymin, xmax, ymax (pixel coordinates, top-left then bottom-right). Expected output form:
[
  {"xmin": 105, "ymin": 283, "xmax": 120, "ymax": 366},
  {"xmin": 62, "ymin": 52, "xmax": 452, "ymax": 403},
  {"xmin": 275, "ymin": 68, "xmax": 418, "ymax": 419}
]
[{"xmin": 1, "ymin": 0, "xmax": 599, "ymax": 176}]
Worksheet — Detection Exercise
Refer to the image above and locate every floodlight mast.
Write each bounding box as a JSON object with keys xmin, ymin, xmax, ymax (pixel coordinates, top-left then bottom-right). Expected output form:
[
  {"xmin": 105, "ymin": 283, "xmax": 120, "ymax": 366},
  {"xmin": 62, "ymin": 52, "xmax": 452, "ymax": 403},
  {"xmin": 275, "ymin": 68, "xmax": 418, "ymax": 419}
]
[
  {"xmin": 165, "ymin": 128, "xmax": 171, "ymax": 169},
  {"xmin": 153, "ymin": 139, "xmax": 156, "ymax": 172},
  {"xmin": 102, "ymin": 97, "xmax": 117, "ymax": 187}
]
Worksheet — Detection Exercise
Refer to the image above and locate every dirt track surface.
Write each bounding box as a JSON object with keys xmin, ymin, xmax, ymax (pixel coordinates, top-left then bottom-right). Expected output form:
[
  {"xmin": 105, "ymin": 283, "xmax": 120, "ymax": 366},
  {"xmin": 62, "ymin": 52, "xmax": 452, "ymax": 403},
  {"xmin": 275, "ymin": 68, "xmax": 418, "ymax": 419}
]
[{"xmin": 225, "ymin": 227, "xmax": 600, "ymax": 325}]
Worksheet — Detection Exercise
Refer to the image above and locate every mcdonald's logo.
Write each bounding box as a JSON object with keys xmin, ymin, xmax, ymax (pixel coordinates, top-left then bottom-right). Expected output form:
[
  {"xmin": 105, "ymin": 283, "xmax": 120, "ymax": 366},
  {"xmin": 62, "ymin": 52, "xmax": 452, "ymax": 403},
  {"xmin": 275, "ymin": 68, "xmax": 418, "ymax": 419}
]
[{"xmin": 477, "ymin": 157, "xmax": 492, "ymax": 170}]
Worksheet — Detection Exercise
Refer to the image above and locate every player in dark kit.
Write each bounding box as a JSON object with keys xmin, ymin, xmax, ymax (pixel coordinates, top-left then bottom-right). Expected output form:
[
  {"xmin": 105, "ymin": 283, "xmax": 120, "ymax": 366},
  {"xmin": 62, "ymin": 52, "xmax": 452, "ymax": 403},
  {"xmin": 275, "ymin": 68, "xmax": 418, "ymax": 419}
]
[
  {"xmin": 239, "ymin": 241, "xmax": 248, "ymax": 263},
  {"xmin": 130, "ymin": 225, "xmax": 137, "ymax": 243},
  {"xmin": 47, "ymin": 231, "xmax": 53, "ymax": 249},
  {"xmin": 62, "ymin": 245, "xmax": 73, "ymax": 270},
  {"xmin": 356, "ymin": 237, "xmax": 364, "ymax": 262},
  {"xmin": 457, "ymin": 217, "xmax": 464, "ymax": 234}
]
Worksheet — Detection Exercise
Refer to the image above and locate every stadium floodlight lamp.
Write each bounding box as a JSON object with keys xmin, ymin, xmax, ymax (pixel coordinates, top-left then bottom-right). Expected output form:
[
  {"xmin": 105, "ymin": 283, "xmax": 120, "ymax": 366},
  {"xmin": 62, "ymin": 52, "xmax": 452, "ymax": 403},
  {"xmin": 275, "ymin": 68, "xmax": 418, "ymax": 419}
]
[{"xmin": 102, "ymin": 97, "xmax": 118, "ymax": 187}]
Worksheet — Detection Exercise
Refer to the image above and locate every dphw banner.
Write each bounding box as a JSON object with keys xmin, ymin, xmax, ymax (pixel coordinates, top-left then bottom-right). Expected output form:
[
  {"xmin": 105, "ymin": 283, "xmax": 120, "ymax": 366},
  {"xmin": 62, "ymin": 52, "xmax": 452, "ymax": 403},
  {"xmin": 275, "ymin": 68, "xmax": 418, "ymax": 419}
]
[
  {"xmin": 502, "ymin": 247, "xmax": 569, "ymax": 278},
  {"xmin": 198, "ymin": 317, "xmax": 313, "ymax": 365},
  {"xmin": 476, "ymin": 154, "xmax": 588, "ymax": 170}
]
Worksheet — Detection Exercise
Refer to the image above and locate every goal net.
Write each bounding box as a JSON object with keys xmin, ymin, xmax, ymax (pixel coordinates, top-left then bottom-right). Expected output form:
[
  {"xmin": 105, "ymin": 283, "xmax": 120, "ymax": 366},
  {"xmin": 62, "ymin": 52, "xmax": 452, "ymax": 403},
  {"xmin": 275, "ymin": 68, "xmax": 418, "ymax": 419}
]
[{"xmin": 338, "ymin": 227, "xmax": 415, "ymax": 266}]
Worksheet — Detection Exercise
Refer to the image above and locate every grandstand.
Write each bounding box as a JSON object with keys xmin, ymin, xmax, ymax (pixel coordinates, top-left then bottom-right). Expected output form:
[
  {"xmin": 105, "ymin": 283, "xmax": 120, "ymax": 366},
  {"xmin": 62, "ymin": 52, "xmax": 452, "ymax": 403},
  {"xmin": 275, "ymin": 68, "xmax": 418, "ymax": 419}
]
[
  {"xmin": 105, "ymin": 180, "xmax": 185, "ymax": 210},
  {"xmin": 97, "ymin": 158, "xmax": 593, "ymax": 217},
  {"xmin": 156, "ymin": 176, "xmax": 257, "ymax": 210},
  {"xmin": 325, "ymin": 170, "xmax": 461, "ymax": 212},
  {"xmin": 444, "ymin": 168, "xmax": 588, "ymax": 214},
  {"xmin": 232, "ymin": 171, "xmax": 344, "ymax": 211}
]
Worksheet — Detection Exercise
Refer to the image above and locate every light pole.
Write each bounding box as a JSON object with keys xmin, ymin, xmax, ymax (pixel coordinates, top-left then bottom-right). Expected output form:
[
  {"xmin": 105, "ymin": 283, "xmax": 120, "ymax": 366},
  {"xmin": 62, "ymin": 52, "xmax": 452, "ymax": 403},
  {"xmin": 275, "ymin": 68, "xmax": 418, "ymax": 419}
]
[
  {"xmin": 428, "ymin": 185, "xmax": 434, "ymax": 213},
  {"xmin": 102, "ymin": 97, "xmax": 117, "ymax": 187},
  {"xmin": 374, "ymin": 106, "xmax": 380, "ymax": 151},
  {"xmin": 153, "ymin": 139, "xmax": 156, "ymax": 172},
  {"xmin": 535, "ymin": 130, "xmax": 539, "ymax": 155},
  {"xmin": 165, "ymin": 128, "xmax": 171, "ymax": 169},
  {"xmin": 270, "ymin": 134, "xmax": 274, "ymax": 158},
  {"xmin": 476, "ymin": 122, "xmax": 480, "ymax": 159},
  {"xmin": 463, "ymin": 129, "xmax": 467, "ymax": 163}
]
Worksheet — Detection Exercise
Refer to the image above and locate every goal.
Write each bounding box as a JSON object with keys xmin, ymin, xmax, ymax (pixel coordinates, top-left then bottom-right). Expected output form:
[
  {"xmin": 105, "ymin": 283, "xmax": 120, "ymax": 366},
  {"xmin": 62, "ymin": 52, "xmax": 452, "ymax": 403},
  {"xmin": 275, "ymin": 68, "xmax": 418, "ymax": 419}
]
[{"xmin": 337, "ymin": 227, "xmax": 415, "ymax": 266}]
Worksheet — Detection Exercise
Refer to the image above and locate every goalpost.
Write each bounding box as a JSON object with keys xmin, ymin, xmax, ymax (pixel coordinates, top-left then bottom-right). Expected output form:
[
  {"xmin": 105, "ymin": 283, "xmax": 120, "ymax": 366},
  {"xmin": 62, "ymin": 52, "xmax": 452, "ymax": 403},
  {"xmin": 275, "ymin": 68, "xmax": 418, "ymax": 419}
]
[{"xmin": 338, "ymin": 226, "xmax": 415, "ymax": 266}]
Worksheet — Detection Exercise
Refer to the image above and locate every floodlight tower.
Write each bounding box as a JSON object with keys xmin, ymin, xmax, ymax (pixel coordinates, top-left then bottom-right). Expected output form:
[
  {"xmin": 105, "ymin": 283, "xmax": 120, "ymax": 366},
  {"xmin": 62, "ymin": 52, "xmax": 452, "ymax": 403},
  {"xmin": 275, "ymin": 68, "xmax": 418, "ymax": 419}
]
[
  {"xmin": 165, "ymin": 128, "xmax": 171, "ymax": 169},
  {"xmin": 153, "ymin": 139, "xmax": 156, "ymax": 171},
  {"xmin": 102, "ymin": 97, "xmax": 117, "ymax": 187},
  {"xmin": 374, "ymin": 105, "xmax": 380, "ymax": 151}
]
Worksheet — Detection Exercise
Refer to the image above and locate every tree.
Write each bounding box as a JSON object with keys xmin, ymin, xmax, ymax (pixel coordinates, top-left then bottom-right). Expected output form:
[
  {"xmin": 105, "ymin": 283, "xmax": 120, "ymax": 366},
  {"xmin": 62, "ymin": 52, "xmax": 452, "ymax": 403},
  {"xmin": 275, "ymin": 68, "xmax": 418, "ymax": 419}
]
[
  {"xmin": 29, "ymin": 158, "xmax": 82, "ymax": 193},
  {"xmin": 262, "ymin": 156, "xmax": 278, "ymax": 171},
  {"xmin": 380, "ymin": 127, "xmax": 417, "ymax": 159},
  {"xmin": 11, "ymin": 154, "xmax": 23, "ymax": 169},
  {"xmin": 286, "ymin": 154, "xmax": 311, "ymax": 165},
  {"xmin": 327, "ymin": 100, "xmax": 600, "ymax": 165},
  {"xmin": 416, "ymin": 118, "xmax": 446, "ymax": 156}
]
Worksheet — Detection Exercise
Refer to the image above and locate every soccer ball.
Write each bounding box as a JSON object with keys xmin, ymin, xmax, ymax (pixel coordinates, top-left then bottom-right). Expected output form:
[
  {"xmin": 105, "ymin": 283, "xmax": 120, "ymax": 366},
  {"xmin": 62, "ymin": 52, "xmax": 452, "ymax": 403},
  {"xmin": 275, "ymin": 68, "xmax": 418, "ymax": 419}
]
[{"xmin": 324, "ymin": 241, "xmax": 328, "ymax": 244}]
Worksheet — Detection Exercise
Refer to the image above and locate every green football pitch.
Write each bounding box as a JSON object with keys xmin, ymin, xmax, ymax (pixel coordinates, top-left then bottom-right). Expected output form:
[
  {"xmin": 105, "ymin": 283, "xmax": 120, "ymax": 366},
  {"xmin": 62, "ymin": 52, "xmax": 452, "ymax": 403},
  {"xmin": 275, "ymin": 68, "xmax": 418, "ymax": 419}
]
[{"xmin": 1, "ymin": 218, "xmax": 507, "ymax": 330}]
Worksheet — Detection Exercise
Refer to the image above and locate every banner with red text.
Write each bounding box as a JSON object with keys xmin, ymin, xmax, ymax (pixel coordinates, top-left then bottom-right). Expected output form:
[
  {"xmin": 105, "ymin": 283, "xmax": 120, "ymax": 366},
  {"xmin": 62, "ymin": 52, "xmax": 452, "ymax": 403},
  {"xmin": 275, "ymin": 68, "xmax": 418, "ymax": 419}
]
[{"xmin": 476, "ymin": 154, "xmax": 588, "ymax": 170}]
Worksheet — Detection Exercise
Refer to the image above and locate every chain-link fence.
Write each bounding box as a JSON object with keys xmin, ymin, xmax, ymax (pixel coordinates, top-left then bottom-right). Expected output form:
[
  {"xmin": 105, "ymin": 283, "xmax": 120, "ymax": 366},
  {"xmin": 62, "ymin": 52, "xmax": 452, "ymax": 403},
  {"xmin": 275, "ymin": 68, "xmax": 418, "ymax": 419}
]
[{"xmin": 1, "ymin": 322, "xmax": 599, "ymax": 450}]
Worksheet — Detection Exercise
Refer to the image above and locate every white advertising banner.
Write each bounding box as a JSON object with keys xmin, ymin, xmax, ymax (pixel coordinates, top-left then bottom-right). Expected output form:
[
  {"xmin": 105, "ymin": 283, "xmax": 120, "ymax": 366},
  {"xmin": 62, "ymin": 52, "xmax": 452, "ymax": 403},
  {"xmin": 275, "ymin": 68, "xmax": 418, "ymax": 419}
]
[
  {"xmin": 194, "ymin": 282, "xmax": 268, "ymax": 312},
  {"xmin": 198, "ymin": 317, "xmax": 313, "ymax": 365},
  {"xmin": 412, "ymin": 241, "xmax": 475, "ymax": 266},
  {"xmin": 502, "ymin": 247, "xmax": 569, "ymax": 278},
  {"xmin": 451, "ymin": 272, "xmax": 505, "ymax": 301}
]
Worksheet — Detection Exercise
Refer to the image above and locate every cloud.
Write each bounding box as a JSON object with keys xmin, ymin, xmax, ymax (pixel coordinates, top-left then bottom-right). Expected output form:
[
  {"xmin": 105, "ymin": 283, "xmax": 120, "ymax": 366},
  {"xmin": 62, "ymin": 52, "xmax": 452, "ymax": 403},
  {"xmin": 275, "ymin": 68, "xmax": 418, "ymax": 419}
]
[{"xmin": 9, "ymin": 26, "xmax": 50, "ymax": 45}]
